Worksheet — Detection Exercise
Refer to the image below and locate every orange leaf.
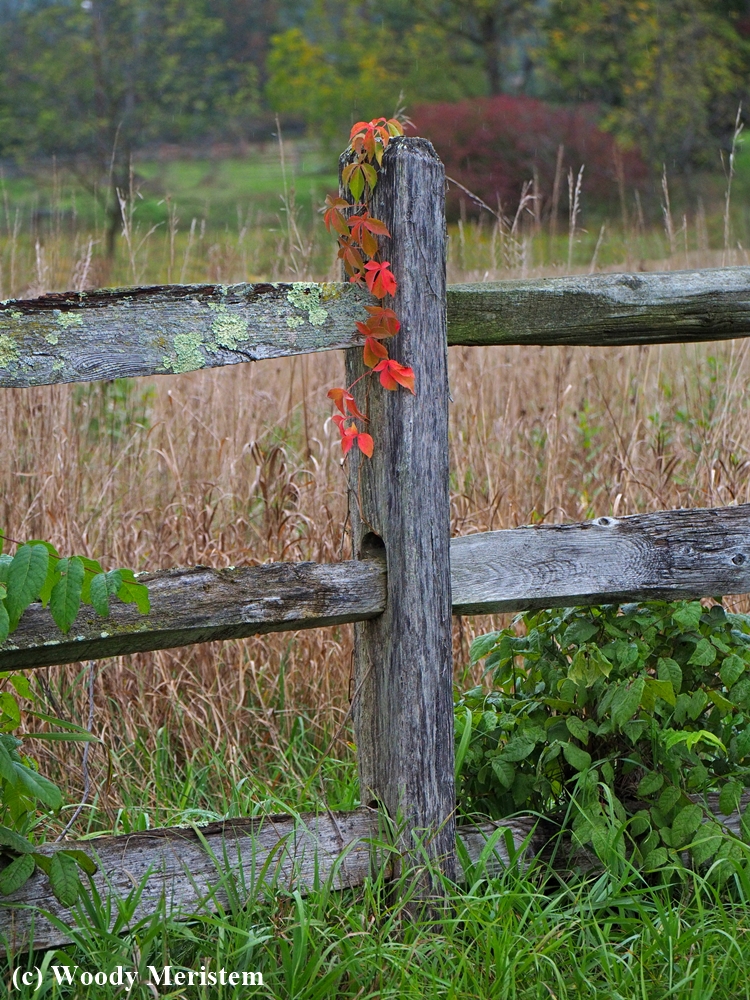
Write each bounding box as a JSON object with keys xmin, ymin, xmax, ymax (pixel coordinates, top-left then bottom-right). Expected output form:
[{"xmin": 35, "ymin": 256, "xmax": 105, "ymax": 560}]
[
  {"xmin": 357, "ymin": 432, "xmax": 374, "ymax": 458},
  {"xmin": 365, "ymin": 306, "xmax": 400, "ymax": 337},
  {"xmin": 364, "ymin": 260, "xmax": 398, "ymax": 298},
  {"xmin": 373, "ymin": 359, "xmax": 416, "ymax": 393},
  {"xmin": 363, "ymin": 336, "xmax": 389, "ymax": 368}
]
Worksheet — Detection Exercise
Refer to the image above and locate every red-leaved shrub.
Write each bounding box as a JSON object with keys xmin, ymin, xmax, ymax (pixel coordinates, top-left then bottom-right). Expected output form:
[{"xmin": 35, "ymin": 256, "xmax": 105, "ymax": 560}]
[{"xmin": 408, "ymin": 96, "xmax": 648, "ymax": 218}]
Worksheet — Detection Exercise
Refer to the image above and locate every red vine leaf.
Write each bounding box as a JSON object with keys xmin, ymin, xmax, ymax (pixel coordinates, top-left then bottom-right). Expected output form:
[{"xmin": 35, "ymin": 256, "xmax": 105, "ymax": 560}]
[
  {"xmin": 333, "ymin": 416, "xmax": 374, "ymax": 458},
  {"xmin": 364, "ymin": 305, "xmax": 400, "ymax": 337},
  {"xmin": 338, "ymin": 239, "xmax": 365, "ymax": 279},
  {"xmin": 327, "ymin": 388, "xmax": 367, "ymax": 421},
  {"xmin": 364, "ymin": 260, "xmax": 398, "ymax": 298},
  {"xmin": 363, "ymin": 336, "xmax": 389, "ymax": 368},
  {"xmin": 373, "ymin": 359, "xmax": 416, "ymax": 393}
]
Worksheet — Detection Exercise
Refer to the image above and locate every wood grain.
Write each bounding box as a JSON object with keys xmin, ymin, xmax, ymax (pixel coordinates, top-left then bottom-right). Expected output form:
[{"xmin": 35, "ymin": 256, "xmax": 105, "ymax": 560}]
[
  {"xmin": 4, "ymin": 504, "xmax": 750, "ymax": 671},
  {"xmin": 6, "ymin": 268, "xmax": 750, "ymax": 390},
  {"xmin": 344, "ymin": 137, "xmax": 457, "ymax": 885},
  {"xmin": 450, "ymin": 504, "xmax": 750, "ymax": 615},
  {"xmin": 0, "ymin": 811, "xmax": 543, "ymax": 952},
  {"xmin": 0, "ymin": 559, "xmax": 386, "ymax": 671},
  {"xmin": 0, "ymin": 282, "xmax": 371, "ymax": 387},
  {"xmin": 447, "ymin": 267, "xmax": 750, "ymax": 347}
]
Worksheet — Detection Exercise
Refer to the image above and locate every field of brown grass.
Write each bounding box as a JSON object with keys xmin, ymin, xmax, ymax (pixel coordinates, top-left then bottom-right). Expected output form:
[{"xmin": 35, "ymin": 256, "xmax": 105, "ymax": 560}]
[{"xmin": 4, "ymin": 181, "xmax": 750, "ymax": 831}]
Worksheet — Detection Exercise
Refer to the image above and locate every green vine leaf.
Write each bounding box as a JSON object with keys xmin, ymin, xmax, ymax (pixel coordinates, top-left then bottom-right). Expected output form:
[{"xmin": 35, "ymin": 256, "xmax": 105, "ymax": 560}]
[
  {"xmin": 0, "ymin": 853, "xmax": 35, "ymax": 895},
  {"xmin": 49, "ymin": 556, "xmax": 85, "ymax": 634},
  {"xmin": 6, "ymin": 544, "xmax": 49, "ymax": 630}
]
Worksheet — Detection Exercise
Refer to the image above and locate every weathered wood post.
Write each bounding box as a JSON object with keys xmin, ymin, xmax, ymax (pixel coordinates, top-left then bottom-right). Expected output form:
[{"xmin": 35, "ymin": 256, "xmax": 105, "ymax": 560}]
[{"xmin": 343, "ymin": 137, "xmax": 456, "ymax": 887}]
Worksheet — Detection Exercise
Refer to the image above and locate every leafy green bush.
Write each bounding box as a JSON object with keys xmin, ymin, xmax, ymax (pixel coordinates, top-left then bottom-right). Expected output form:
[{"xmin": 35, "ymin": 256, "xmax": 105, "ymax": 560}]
[
  {"xmin": 0, "ymin": 531, "xmax": 150, "ymax": 903},
  {"xmin": 457, "ymin": 601, "xmax": 750, "ymax": 880}
]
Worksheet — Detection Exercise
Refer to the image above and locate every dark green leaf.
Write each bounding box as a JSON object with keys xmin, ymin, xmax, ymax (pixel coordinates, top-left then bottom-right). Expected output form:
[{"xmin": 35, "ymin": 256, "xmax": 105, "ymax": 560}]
[
  {"xmin": 672, "ymin": 804, "xmax": 703, "ymax": 847},
  {"xmin": 49, "ymin": 851, "xmax": 80, "ymax": 906},
  {"xmin": 562, "ymin": 717, "xmax": 587, "ymax": 745},
  {"xmin": 491, "ymin": 758, "xmax": 515, "ymax": 789},
  {"xmin": 0, "ymin": 853, "xmax": 35, "ymax": 895},
  {"xmin": 501, "ymin": 736, "xmax": 536, "ymax": 762},
  {"xmin": 643, "ymin": 847, "xmax": 668, "ymax": 870},
  {"xmin": 116, "ymin": 569, "xmax": 150, "ymax": 614},
  {"xmin": 6, "ymin": 544, "xmax": 49, "ymax": 629},
  {"xmin": 637, "ymin": 771, "xmax": 664, "ymax": 797},
  {"xmin": 721, "ymin": 654, "xmax": 746, "ymax": 688},
  {"xmin": 49, "ymin": 557, "xmax": 84, "ymax": 634},
  {"xmin": 689, "ymin": 638, "xmax": 716, "ymax": 667},
  {"xmin": 89, "ymin": 573, "xmax": 110, "ymax": 617},
  {"xmin": 657, "ymin": 657, "xmax": 682, "ymax": 694},
  {"xmin": 0, "ymin": 824, "xmax": 34, "ymax": 854},
  {"xmin": 561, "ymin": 619, "xmax": 598, "ymax": 647},
  {"xmin": 719, "ymin": 780, "xmax": 742, "ymax": 816},
  {"xmin": 611, "ymin": 678, "xmax": 644, "ymax": 728},
  {"xmin": 470, "ymin": 632, "xmax": 500, "ymax": 664},
  {"xmin": 0, "ymin": 602, "xmax": 9, "ymax": 645},
  {"xmin": 12, "ymin": 763, "xmax": 62, "ymax": 809},
  {"xmin": 562, "ymin": 741, "xmax": 592, "ymax": 771},
  {"xmin": 59, "ymin": 848, "xmax": 96, "ymax": 876},
  {"xmin": 672, "ymin": 603, "xmax": 703, "ymax": 630}
]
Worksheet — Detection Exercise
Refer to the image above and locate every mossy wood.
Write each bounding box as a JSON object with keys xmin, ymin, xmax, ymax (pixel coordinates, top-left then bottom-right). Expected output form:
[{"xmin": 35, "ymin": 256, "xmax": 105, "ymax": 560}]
[
  {"xmin": 3, "ymin": 505, "xmax": 750, "ymax": 671},
  {"xmin": 0, "ymin": 811, "xmax": 542, "ymax": 952},
  {"xmin": 4, "ymin": 268, "xmax": 750, "ymax": 388},
  {"xmin": 343, "ymin": 137, "xmax": 457, "ymax": 888}
]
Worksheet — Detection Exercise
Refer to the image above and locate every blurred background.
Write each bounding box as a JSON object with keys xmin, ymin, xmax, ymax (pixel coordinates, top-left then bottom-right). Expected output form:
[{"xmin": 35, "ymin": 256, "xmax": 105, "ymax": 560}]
[{"xmin": 6, "ymin": 0, "xmax": 750, "ymax": 827}]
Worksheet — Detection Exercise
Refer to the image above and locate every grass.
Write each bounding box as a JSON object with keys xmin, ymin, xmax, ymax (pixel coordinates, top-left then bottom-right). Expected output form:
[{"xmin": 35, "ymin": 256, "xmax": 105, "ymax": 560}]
[{"xmin": 4, "ymin": 139, "xmax": 750, "ymax": 988}]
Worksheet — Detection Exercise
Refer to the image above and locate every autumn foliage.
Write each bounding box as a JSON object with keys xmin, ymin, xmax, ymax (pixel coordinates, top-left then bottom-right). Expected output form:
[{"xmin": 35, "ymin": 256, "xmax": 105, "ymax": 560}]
[
  {"xmin": 408, "ymin": 96, "xmax": 647, "ymax": 218},
  {"xmin": 326, "ymin": 117, "xmax": 415, "ymax": 459}
]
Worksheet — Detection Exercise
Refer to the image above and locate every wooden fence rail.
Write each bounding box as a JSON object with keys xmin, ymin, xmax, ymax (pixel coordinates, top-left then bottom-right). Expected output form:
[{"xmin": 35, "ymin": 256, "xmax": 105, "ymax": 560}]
[
  {"xmin": 4, "ymin": 267, "xmax": 750, "ymax": 387},
  {"xmin": 3, "ymin": 135, "xmax": 750, "ymax": 947}
]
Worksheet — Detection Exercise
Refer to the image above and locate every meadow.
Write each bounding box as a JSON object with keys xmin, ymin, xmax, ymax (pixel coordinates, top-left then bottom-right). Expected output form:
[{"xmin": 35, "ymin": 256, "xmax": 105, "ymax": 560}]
[{"xmin": 4, "ymin": 142, "xmax": 750, "ymax": 995}]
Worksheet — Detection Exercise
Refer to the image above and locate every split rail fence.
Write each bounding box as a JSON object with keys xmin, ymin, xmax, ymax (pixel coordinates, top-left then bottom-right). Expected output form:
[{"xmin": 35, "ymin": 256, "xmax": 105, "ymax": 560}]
[{"xmin": 4, "ymin": 137, "xmax": 750, "ymax": 949}]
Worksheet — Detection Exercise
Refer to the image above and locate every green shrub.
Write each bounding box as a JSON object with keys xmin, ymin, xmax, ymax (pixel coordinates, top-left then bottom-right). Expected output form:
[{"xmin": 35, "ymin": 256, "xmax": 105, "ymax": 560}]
[{"xmin": 457, "ymin": 601, "xmax": 750, "ymax": 880}]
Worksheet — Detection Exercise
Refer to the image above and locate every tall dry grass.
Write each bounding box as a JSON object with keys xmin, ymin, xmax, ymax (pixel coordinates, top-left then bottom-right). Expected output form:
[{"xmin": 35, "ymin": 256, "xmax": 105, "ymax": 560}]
[{"xmin": 4, "ymin": 169, "xmax": 750, "ymax": 830}]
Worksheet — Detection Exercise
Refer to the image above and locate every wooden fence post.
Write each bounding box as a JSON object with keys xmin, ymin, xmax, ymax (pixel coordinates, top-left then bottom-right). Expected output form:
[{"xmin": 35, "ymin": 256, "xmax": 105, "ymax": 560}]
[{"xmin": 343, "ymin": 137, "xmax": 456, "ymax": 887}]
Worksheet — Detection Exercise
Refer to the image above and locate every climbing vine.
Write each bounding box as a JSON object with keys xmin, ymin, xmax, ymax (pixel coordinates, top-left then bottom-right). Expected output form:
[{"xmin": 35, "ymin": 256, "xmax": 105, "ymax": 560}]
[{"xmin": 324, "ymin": 117, "xmax": 414, "ymax": 457}]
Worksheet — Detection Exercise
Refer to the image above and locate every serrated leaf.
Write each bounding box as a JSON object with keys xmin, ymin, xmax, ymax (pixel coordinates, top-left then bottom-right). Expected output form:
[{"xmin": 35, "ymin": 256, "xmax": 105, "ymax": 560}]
[
  {"xmin": 0, "ymin": 554, "xmax": 11, "ymax": 585},
  {"xmin": 89, "ymin": 573, "xmax": 110, "ymax": 617},
  {"xmin": 6, "ymin": 544, "xmax": 49, "ymax": 630},
  {"xmin": 79, "ymin": 556, "xmax": 104, "ymax": 604},
  {"xmin": 643, "ymin": 847, "xmax": 668, "ymax": 870},
  {"xmin": 10, "ymin": 674, "xmax": 31, "ymax": 699},
  {"xmin": 491, "ymin": 758, "xmax": 515, "ymax": 789},
  {"xmin": 657, "ymin": 657, "xmax": 682, "ymax": 694},
  {"xmin": 469, "ymin": 632, "xmax": 500, "ymax": 664},
  {"xmin": 565, "ymin": 717, "xmax": 590, "ymax": 744},
  {"xmin": 0, "ymin": 824, "xmax": 34, "ymax": 854},
  {"xmin": 643, "ymin": 677, "xmax": 676, "ymax": 707},
  {"xmin": 12, "ymin": 763, "xmax": 62, "ymax": 809},
  {"xmin": 719, "ymin": 780, "xmax": 742, "ymax": 815},
  {"xmin": 562, "ymin": 741, "xmax": 592, "ymax": 771},
  {"xmin": 0, "ymin": 853, "xmax": 35, "ymax": 894},
  {"xmin": 0, "ymin": 692, "xmax": 20, "ymax": 727},
  {"xmin": 59, "ymin": 848, "xmax": 96, "ymax": 876},
  {"xmin": 672, "ymin": 804, "xmax": 703, "ymax": 847},
  {"xmin": 611, "ymin": 678, "xmax": 644, "ymax": 728},
  {"xmin": 116, "ymin": 569, "xmax": 150, "ymax": 614},
  {"xmin": 672, "ymin": 602, "xmax": 703, "ymax": 630},
  {"xmin": 658, "ymin": 785, "xmax": 682, "ymax": 816},
  {"xmin": 501, "ymin": 736, "xmax": 536, "ymax": 762},
  {"xmin": 637, "ymin": 771, "xmax": 664, "ymax": 797},
  {"xmin": 49, "ymin": 851, "xmax": 80, "ymax": 906},
  {"xmin": 691, "ymin": 827, "xmax": 722, "ymax": 866},
  {"xmin": 49, "ymin": 557, "xmax": 84, "ymax": 634},
  {"xmin": 561, "ymin": 619, "xmax": 598, "ymax": 647},
  {"xmin": 689, "ymin": 638, "xmax": 716, "ymax": 667}
]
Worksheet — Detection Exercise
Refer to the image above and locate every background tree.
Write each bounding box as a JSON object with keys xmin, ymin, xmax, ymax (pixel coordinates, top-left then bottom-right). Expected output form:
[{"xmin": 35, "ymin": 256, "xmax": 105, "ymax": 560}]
[
  {"xmin": 544, "ymin": 0, "xmax": 750, "ymax": 172},
  {"xmin": 0, "ymin": 0, "xmax": 260, "ymax": 254}
]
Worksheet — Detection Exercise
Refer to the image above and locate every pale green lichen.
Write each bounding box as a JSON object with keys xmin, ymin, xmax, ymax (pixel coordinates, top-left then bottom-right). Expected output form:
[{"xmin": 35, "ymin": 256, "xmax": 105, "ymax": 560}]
[
  {"xmin": 287, "ymin": 283, "xmax": 328, "ymax": 327},
  {"xmin": 286, "ymin": 314, "xmax": 305, "ymax": 329},
  {"xmin": 208, "ymin": 303, "xmax": 248, "ymax": 350},
  {"xmin": 163, "ymin": 332, "xmax": 206, "ymax": 373},
  {"xmin": 52, "ymin": 359, "xmax": 65, "ymax": 372},
  {"xmin": 45, "ymin": 332, "xmax": 59, "ymax": 345},
  {"xmin": 56, "ymin": 311, "xmax": 83, "ymax": 329},
  {"xmin": 0, "ymin": 334, "xmax": 20, "ymax": 368}
]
